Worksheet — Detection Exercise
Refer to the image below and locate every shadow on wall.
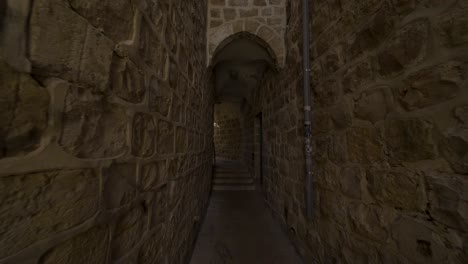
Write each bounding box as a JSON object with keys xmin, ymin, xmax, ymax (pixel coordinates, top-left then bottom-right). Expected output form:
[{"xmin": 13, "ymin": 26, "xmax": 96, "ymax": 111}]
[{"xmin": 214, "ymin": 102, "xmax": 243, "ymax": 161}]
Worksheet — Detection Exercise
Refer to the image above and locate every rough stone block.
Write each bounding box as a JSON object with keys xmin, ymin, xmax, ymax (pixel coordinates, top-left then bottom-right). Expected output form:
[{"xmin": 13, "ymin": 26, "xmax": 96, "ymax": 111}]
[
  {"xmin": 342, "ymin": 60, "xmax": 374, "ymax": 93},
  {"xmin": 340, "ymin": 166, "xmax": 364, "ymax": 199},
  {"xmin": 103, "ymin": 163, "xmax": 137, "ymax": 209},
  {"xmin": 110, "ymin": 56, "xmax": 146, "ymax": 103},
  {"xmin": 157, "ymin": 120, "xmax": 175, "ymax": 154},
  {"xmin": 437, "ymin": 10, "xmax": 468, "ymax": 47},
  {"xmin": 348, "ymin": 203, "xmax": 388, "ymax": 242},
  {"xmin": 176, "ymin": 127, "xmax": 188, "ymax": 153},
  {"xmin": 367, "ymin": 167, "xmax": 426, "ymax": 210},
  {"xmin": 112, "ymin": 206, "xmax": 145, "ymax": 260},
  {"xmin": 149, "ymin": 79, "xmax": 172, "ymax": 117},
  {"xmin": 40, "ymin": 226, "xmax": 109, "ymax": 264},
  {"xmin": 384, "ymin": 119, "xmax": 437, "ymax": 163},
  {"xmin": 132, "ymin": 113, "xmax": 156, "ymax": 158},
  {"xmin": 60, "ymin": 88, "xmax": 128, "ymax": 158},
  {"xmin": 377, "ymin": 19, "xmax": 429, "ymax": 76},
  {"xmin": 346, "ymin": 126, "xmax": 384, "ymax": 164},
  {"xmin": 426, "ymin": 173, "xmax": 468, "ymax": 230},
  {"xmin": 141, "ymin": 160, "xmax": 167, "ymax": 190},
  {"xmin": 440, "ymin": 133, "xmax": 468, "ymax": 174},
  {"xmin": 69, "ymin": 0, "xmax": 135, "ymax": 42},
  {"xmin": 354, "ymin": 87, "xmax": 392, "ymax": 123},
  {"xmin": 392, "ymin": 217, "xmax": 448, "ymax": 263},
  {"xmin": 0, "ymin": 169, "xmax": 99, "ymax": 259},
  {"xmin": 397, "ymin": 62, "xmax": 465, "ymax": 111},
  {"xmin": 78, "ymin": 26, "xmax": 114, "ymax": 92},
  {"xmin": 29, "ymin": 0, "xmax": 87, "ymax": 80},
  {"xmin": 0, "ymin": 62, "xmax": 49, "ymax": 158}
]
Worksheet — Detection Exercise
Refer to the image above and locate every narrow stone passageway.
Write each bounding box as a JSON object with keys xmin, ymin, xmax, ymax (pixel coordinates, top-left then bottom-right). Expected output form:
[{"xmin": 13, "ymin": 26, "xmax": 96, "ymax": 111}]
[
  {"xmin": 190, "ymin": 160, "xmax": 302, "ymax": 264},
  {"xmin": 1, "ymin": 0, "xmax": 467, "ymax": 263}
]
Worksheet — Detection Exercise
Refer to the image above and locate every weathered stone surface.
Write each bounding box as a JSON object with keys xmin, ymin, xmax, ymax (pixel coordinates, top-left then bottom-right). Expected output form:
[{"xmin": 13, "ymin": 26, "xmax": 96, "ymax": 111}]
[
  {"xmin": 138, "ymin": 227, "xmax": 164, "ymax": 264},
  {"xmin": 354, "ymin": 88, "xmax": 392, "ymax": 123},
  {"xmin": 440, "ymin": 133, "xmax": 468, "ymax": 174},
  {"xmin": 0, "ymin": 61, "xmax": 49, "ymax": 158},
  {"xmin": 397, "ymin": 62, "xmax": 465, "ymax": 110},
  {"xmin": 68, "ymin": 0, "xmax": 135, "ymax": 42},
  {"xmin": 132, "ymin": 113, "xmax": 156, "ymax": 157},
  {"xmin": 176, "ymin": 127, "xmax": 188, "ymax": 153},
  {"xmin": 40, "ymin": 226, "xmax": 109, "ymax": 264},
  {"xmin": 377, "ymin": 20, "xmax": 429, "ymax": 76},
  {"xmin": 141, "ymin": 160, "xmax": 167, "ymax": 190},
  {"xmin": 426, "ymin": 173, "xmax": 468, "ymax": 230},
  {"xmin": 60, "ymin": 88, "xmax": 128, "ymax": 158},
  {"xmin": 384, "ymin": 119, "xmax": 437, "ymax": 163},
  {"xmin": 437, "ymin": 10, "xmax": 468, "ymax": 47},
  {"xmin": 342, "ymin": 60, "xmax": 374, "ymax": 93},
  {"xmin": 392, "ymin": 217, "xmax": 448, "ymax": 263},
  {"xmin": 149, "ymin": 79, "xmax": 172, "ymax": 117},
  {"xmin": 112, "ymin": 206, "xmax": 145, "ymax": 260},
  {"xmin": 78, "ymin": 26, "xmax": 114, "ymax": 92},
  {"xmin": 340, "ymin": 166, "xmax": 364, "ymax": 199},
  {"xmin": 110, "ymin": 57, "xmax": 146, "ymax": 103},
  {"xmin": 30, "ymin": 0, "xmax": 87, "ymax": 80},
  {"xmin": 346, "ymin": 126, "xmax": 384, "ymax": 164},
  {"xmin": 103, "ymin": 163, "xmax": 137, "ymax": 209},
  {"xmin": 0, "ymin": 0, "xmax": 31, "ymax": 71},
  {"xmin": 367, "ymin": 167, "xmax": 426, "ymax": 210},
  {"xmin": 0, "ymin": 169, "xmax": 99, "ymax": 258},
  {"xmin": 157, "ymin": 120, "xmax": 175, "ymax": 154},
  {"xmin": 348, "ymin": 203, "xmax": 388, "ymax": 242}
]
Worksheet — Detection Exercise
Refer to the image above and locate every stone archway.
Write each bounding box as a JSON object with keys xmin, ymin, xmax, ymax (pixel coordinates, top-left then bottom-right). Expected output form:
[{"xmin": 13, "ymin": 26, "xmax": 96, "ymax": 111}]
[{"xmin": 207, "ymin": 0, "xmax": 286, "ymax": 67}]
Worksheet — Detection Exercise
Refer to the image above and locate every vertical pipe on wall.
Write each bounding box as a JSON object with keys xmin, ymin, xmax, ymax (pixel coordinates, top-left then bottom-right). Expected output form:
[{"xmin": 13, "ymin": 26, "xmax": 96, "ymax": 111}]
[{"xmin": 302, "ymin": 0, "xmax": 313, "ymax": 218}]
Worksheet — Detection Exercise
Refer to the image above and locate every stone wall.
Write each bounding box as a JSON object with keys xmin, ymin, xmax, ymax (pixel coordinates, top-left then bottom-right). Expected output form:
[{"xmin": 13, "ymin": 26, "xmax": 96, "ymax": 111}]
[
  {"xmin": 214, "ymin": 102, "xmax": 243, "ymax": 160},
  {"xmin": 207, "ymin": 0, "xmax": 287, "ymax": 66},
  {"xmin": 0, "ymin": 0, "xmax": 213, "ymax": 263},
  {"xmin": 255, "ymin": 0, "xmax": 468, "ymax": 263}
]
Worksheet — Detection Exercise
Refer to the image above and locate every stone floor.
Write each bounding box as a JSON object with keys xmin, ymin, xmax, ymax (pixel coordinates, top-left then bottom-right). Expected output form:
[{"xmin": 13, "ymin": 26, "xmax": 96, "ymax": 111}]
[{"xmin": 190, "ymin": 159, "xmax": 303, "ymax": 264}]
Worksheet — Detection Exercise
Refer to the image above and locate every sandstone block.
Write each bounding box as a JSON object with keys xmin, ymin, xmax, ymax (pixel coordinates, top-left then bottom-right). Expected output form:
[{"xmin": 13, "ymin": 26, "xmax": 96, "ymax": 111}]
[
  {"xmin": 392, "ymin": 217, "xmax": 448, "ymax": 263},
  {"xmin": 103, "ymin": 163, "xmax": 137, "ymax": 209},
  {"xmin": 340, "ymin": 166, "xmax": 364, "ymax": 199},
  {"xmin": 228, "ymin": 0, "xmax": 248, "ymax": 7},
  {"xmin": 40, "ymin": 226, "xmax": 109, "ymax": 264},
  {"xmin": 348, "ymin": 203, "xmax": 388, "ymax": 242},
  {"xmin": 157, "ymin": 120, "xmax": 175, "ymax": 154},
  {"xmin": 342, "ymin": 60, "xmax": 374, "ymax": 93},
  {"xmin": 377, "ymin": 20, "xmax": 429, "ymax": 76},
  {"xmin": 110, "ymin": 57, "xmax": 146, "ymax": 103},
  {"xmin": 68, "ymin": 0, "xmax": 134, "ymax": 42},
  {"xmin": 132, "ymin": 113, "xmax": 156, "ymax": 158},
  {"xmin": 384, "ymin": 118, "xmax": 436, "ymax": 163},
  {"xmin": 0, "ymin": 62, "xmax": 49, "ymax": 158},
  {"xmin": 60, "ymin": 88, "xmax": 128, "ymax": 158},
  {"xmin": 78, "ymin": 26, "xmax": 114, "ymax": 92},
  {"xmin": 30, "ymin": 0, "xmax": 87, "ymax": 80},
  {"xmin": 142, "ymin": 160, "xmax": 167, "ymax": 190},
  {"xmin": 346, "ymin": 126, "xmax": 384, "ymax": 164},
  {"xmin": 426, "ymin": 173, "xmax": 468, "ymax": 230},
  {"xmin": 397, "ymin": 62, "xmax": 465, "ymax": 111},
  {"xmin": 0, "ymin": 169, "xmax": 99, "ymax": 258},
  {"xmin": 354, "ymin": 87, "xmax": 392, "ymax": 123},
  {"xmin": 440, "ymin": 133, "xmax": 468, "ymax": 174},
  {"xmin": 112, "ymin": 206, "xmax": 145, "ymax": 260},
  {"xmin": 176, "ymin": 127, "xmax": 188, "ymax": 153},
  {"xmin": 366, "ymin": 167, "xmax": 426, "ymax": 210}
]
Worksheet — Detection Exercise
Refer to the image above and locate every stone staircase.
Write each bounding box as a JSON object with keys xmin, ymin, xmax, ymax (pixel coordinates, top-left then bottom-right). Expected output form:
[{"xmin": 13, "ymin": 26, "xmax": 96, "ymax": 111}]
[{"xmin": 212, "ymin": 159, "xmax": 255, "ymax": 191}]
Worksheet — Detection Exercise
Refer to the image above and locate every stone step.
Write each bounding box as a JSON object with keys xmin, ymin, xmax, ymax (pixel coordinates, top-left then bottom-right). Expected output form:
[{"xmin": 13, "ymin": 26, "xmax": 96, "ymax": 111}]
[
  {"xmin": 212, "ymin": 184, "xmax": 256, "ymax": 191},
  {"xmin": 213, "ymin": 178, "xmax": 253, "ymax": 184}
]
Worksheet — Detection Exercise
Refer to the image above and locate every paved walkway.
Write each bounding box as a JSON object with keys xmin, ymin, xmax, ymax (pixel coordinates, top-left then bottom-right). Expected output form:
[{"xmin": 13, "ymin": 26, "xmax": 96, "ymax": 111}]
[{"xmin": 190, "ymin": 159, "xmax": 302, "ymax": 264}]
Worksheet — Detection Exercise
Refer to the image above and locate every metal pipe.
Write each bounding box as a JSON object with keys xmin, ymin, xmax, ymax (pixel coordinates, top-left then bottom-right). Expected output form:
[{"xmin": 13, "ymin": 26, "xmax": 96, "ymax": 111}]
[{"xmin": 302, "ymin": 0, "xmax": 313, "ymax": 218}]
